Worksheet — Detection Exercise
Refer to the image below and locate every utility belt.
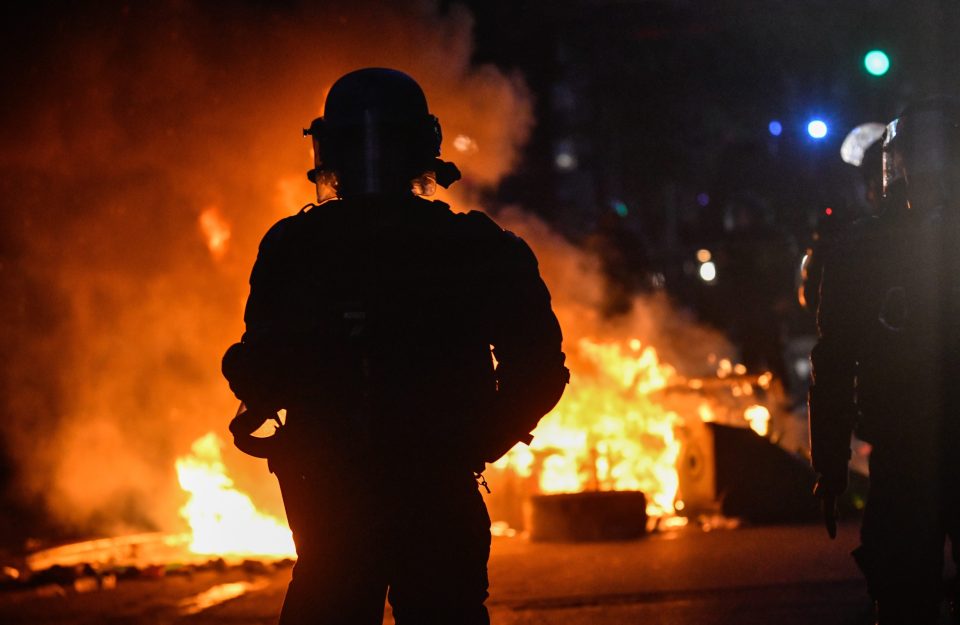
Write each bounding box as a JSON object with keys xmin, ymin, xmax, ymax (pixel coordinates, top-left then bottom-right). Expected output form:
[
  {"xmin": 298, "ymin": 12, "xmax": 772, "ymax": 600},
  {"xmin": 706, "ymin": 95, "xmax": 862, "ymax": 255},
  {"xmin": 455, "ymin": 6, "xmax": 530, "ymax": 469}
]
[{"xmin": 228, "ymin": 400, "xmax": 518, "ymax": 493}]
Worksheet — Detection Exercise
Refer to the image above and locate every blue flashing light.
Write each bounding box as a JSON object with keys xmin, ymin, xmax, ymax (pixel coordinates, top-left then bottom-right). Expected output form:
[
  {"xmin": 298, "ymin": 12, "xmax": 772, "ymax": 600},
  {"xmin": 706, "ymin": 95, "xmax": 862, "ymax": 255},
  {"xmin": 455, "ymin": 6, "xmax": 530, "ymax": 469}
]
[
  {"xmin": 864, "ymin": 50, "xmax": 890, "ymax": 77},
  {"xmin": 807, "ymin": 119, "xmax": 828, "ymax": 140},
  {"xmin": 768, "ymin": 120, "xmax": 783, "ymax": 136}
]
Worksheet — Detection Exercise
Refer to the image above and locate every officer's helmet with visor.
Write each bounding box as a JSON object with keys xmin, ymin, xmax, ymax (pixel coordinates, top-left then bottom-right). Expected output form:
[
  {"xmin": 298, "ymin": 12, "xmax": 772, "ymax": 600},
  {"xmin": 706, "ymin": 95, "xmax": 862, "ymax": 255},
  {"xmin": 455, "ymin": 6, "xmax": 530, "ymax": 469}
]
[
  {"xmin": 303, "ymin": 68, "xmax": 460, "ymax": 202},
  {"xmin": 883, "ymin": 97, "xmax": 960, "ymax": 214}
]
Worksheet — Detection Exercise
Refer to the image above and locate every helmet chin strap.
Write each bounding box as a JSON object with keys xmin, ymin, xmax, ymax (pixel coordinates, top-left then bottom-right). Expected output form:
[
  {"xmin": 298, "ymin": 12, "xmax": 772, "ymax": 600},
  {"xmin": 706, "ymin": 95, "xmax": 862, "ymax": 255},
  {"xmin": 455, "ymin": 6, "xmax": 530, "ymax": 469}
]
[{"xmin": 313, "ymin": 171, "xmax": 338, "ymax": 204}]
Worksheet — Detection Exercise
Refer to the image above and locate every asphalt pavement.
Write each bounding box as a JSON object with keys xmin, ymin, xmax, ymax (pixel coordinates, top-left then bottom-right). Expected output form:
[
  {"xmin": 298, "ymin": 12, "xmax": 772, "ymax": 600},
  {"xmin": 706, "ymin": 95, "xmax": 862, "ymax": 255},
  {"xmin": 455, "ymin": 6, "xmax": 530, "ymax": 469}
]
[{"xmin": 0, "ymin": 521, "xmax": 890, "ymax": 625}]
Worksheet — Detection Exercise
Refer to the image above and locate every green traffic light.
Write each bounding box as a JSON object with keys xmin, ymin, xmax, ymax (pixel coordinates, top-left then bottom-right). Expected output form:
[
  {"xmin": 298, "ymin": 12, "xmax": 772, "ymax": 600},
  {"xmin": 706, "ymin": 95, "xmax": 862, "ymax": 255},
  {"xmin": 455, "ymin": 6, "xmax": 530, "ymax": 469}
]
[{"xmin": 864, "ymin": 50, "xmax": 890, "ymax": 76}]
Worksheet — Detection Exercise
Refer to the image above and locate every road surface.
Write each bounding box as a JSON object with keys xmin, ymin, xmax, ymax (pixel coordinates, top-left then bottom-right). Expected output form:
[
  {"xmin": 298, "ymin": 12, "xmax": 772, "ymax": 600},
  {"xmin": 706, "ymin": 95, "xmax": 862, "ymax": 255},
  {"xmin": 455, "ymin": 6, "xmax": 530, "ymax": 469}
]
[{"xmin": 0, "ymin": 522, "xmax": 902, "ymax": 625}]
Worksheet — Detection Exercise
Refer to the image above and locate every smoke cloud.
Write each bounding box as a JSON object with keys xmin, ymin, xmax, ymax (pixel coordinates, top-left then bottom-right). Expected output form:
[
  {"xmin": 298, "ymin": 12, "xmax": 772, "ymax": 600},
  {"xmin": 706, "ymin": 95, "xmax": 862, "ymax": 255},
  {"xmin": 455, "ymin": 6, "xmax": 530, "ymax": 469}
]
[
  {"xmin": 1, "ymin": 0, "xmax": 731, "ymax": 540},
  {"xmin": 0, "ymin": 0, "xmax": 533, "ymax": 537},
  {"xmin": 492, "ymin": 206, "xmax": 732, "ymax": 376}
]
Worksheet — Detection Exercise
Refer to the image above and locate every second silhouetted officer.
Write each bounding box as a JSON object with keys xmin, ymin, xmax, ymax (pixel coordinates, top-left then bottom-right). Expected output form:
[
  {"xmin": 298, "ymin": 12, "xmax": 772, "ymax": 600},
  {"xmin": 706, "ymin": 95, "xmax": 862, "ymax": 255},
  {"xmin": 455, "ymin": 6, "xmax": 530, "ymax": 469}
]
[{"xmin": 810, "ymin": 97, "xmax": 960, "ymax": 625}]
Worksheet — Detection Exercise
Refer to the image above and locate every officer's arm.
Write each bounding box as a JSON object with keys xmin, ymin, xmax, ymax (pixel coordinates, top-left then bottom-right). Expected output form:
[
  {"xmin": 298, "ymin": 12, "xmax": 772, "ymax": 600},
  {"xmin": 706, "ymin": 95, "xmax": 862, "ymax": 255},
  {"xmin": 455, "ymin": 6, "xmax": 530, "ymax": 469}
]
[
  {"xmin": 807, "ymin": 255, "xmax": 859, "ymax": 497},
  {"xmin": 484, "ymin": 227, "xmax": 569, "ymax": 463},
  {"xmin": 221, "ymin": 217, "xmax": 300, "ymax": 411}
]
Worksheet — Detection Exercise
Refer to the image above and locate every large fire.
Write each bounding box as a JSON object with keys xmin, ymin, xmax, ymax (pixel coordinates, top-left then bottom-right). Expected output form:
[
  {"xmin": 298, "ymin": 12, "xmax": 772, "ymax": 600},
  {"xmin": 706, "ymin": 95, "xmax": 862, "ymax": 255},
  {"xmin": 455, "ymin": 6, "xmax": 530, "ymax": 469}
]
[
  {"xmin": 176, "ymin": 433, "xmax": 295, "ymax": 558},
  {"xmin": 173, "ymin": 336, "xmax": 776, "ymax": 556}
]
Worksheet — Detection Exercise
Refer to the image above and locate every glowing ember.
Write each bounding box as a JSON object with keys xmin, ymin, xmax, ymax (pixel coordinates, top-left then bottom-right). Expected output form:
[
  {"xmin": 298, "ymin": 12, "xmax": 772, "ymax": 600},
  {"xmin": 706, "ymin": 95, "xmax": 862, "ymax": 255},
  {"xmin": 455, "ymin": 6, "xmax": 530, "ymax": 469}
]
[
  {"xmin": 452, "ymin": 133, "xmax": 479, "ymax": 153},
  {"xmin": 176, "ymin": 433, "xmax": 295, "ymax": 558},
  {"xmin": 757, "ymin": 371, "xmax": 774, "ymax": 389},
  {"xmin": 716, "ymin": 358, "xmax": 733, "ymax": 378},
  {"xmin": 743, "ymin": 404, "xmax": 771, "ymax": 437},
  {"xmin": 198, "ymin": 206, "xmax": 231, "ymax": 259},
  {"xmin": 698, "ymin": 403, "xmax": 716, "ymax": 422}
]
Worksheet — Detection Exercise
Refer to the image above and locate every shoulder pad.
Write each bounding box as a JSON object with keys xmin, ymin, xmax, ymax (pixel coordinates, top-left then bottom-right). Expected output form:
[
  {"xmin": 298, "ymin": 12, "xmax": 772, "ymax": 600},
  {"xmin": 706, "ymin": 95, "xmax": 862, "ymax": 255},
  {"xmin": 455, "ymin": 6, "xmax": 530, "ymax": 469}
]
[
  {"xmin": 399, "ymin": 195, "xmax": 448, "ymax": 211},
  {"xmin": 501, "ymin": 229, "xmax": 540, "ymax": 268},
  {"xmin": 400, "ymin": 196, "xmax": 455, "ymax": 222},
  {"xmin": 457, "ymin": 209, "xmax": 505, "ymax": 235},
  {"xmin": 421, "ymin": 198, "xmax": 456, "ymax": 220},
  {"xmin": 428, "ymin": 198, "xmax": 452, "ymax": 212},
  {"xmin": 258, "ymin": 214, "xmax": 303, "ymax": 253},
  {"xmin": 456, "ymin": 210, "xmax": 539, "ymax": 263}
]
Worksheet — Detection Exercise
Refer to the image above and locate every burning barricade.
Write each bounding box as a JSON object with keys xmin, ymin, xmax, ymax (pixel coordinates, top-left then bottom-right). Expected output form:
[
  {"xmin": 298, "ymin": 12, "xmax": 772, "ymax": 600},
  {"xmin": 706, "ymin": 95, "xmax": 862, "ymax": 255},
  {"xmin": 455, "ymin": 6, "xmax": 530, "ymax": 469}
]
[
  {"xmin": 480, "ymin": 332, "xmax": 810, "ymax": 540},
  {"xmin": 7, "ymin": 341, "xmax": 805, "ymax": 586}
]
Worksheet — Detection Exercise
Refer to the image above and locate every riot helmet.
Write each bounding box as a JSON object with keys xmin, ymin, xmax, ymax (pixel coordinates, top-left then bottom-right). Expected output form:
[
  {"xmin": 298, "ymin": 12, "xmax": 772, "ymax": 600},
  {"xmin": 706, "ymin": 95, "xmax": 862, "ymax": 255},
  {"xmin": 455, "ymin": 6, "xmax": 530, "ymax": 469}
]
[
  {"xmin": 303, "ymin": 68, "xmax": 461, "ymax": 201},
  {"xmin": 841, "ymin": 122, "xmax": 886, "ymax": 168},
  {"xmin": 841, "ymin": 122, "xmax": 886, "ymax": 213},
  {"xmin": 883, "ymin": 96, "xmax": 960, "ymax": 213}
]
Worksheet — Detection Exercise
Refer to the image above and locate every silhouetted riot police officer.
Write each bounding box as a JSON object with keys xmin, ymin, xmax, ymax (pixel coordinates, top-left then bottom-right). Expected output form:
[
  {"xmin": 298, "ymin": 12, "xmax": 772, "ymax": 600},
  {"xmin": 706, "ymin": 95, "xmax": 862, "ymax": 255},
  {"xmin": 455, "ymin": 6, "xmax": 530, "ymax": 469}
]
[
  {"xmin": 221, "ymin": 68, "xmax": 568, "ymax": 625},
  {"xmin": 809, "ymin": 97, "xmax": 960, "ymax": 624},
  {"xmin": 801, "ymin": 123, "xmax": 886, "ymax": 314}
]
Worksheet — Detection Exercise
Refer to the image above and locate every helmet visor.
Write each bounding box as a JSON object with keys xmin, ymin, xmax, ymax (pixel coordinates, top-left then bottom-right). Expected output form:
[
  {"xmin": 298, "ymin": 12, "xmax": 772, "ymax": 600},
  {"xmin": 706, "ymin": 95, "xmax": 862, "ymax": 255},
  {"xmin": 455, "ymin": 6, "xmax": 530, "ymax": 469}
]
[{"xmin": 883, "ymin": 109, "xmax": 960, "ymax": 196}]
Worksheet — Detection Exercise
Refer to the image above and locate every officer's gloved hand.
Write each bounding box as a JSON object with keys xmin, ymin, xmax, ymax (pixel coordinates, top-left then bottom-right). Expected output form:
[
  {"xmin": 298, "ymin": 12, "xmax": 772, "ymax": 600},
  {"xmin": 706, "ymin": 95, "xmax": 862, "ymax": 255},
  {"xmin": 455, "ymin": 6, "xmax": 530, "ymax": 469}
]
[
  {"xmin": 229, "ymin": 403, "xmax": 283, "ymax": 459},
  {"xmin": 229, "ymin": 402, "xmax": 279, "ymax": 437},
  {"xmin": 813, "ymin": 476, "xmax": 843, "ymax": 540}
]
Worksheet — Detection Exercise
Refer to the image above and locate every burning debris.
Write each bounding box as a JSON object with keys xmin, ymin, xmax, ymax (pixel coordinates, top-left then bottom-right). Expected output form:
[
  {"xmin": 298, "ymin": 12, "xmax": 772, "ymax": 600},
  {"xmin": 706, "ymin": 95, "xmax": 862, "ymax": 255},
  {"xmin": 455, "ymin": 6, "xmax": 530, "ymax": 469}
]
[
  {"xmin": 1, "ymin": 523, "xmax": 297, "ymax": 609},
  {"xmin": 492, "ymin": 337, "xmax": 683, "ymax": 515},
  {"xmin": 0, "ymin": 553, "xmax": 294, "ymax": 620},
  {"xmin": 480, "ymin": 328, "xmax": 786, "ymax": 536}
]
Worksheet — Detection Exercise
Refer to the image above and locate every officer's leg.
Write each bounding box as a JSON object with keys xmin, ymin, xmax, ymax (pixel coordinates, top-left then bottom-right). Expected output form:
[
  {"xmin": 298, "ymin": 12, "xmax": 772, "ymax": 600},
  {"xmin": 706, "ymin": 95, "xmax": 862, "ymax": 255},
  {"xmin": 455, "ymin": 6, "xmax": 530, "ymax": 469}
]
[
  {"xmin": 945, "ymin": 444, "xmax": 960, "ymax": 624},
  {"xmin": 274, "ymin": 461, "xmax": 388, "ymax": 625},
  {"xmin": 280, "ymin": 556, "xmax": 387, "ymax": 625},
  {"xmin": 856, "ymin": 441, "xmax": 945, "ymax": 625},
  {"xmin": 387, "ymin": 473, "xmax": 491, "ymax": 625},
  {"xmin": 950, "ymin": 508, "xmax": 960, "ymax": 623}
]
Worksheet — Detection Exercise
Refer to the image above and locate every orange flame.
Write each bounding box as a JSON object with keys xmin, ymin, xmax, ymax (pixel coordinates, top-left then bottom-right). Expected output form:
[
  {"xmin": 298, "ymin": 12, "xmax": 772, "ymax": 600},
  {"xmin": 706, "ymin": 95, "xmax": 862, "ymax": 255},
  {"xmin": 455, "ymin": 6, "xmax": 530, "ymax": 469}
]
[
  {"xmin": 743, "ymin": 404, "xmax": 771, "ymax": 437},
  {"xmin": 494, "ymin": 337, "xmax": 683, "ymax": 516},
  {"xmin": 176, "ymin": 433, "xmax": 295, "ymax": 557}
]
